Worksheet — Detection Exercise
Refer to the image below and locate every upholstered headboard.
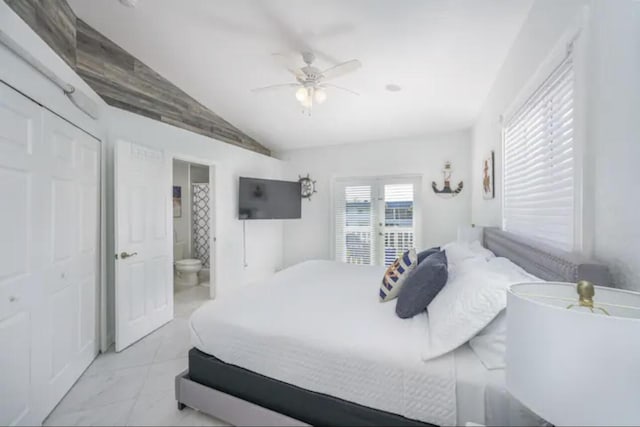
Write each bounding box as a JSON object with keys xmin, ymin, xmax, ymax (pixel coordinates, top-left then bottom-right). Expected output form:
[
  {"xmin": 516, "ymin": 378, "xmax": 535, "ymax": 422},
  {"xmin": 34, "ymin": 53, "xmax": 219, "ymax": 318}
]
[{"xmin": 483, "ymin": 227, "xmax": 611, "ymax": 286}]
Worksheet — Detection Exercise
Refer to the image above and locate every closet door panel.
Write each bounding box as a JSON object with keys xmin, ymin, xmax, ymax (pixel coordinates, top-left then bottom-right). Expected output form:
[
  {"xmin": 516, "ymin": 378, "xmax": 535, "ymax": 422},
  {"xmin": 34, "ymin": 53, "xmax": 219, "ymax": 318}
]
[
  {"xmin": 0, "ymin": 83, "xmax": 45, "ymax": 426},
  {"xmin": 41, "ymin": 111, "xmax": 99, "ymax": 417},
  {"xmin": 50, "ymin": 284, "xmax": 80, "ymax": 378},
  {"xmin": 80, "ymin": 182, "xmax": 98, "ymax": 254},
  {"xmin": 0, "ymin": 311, "xmax": 31, "ymax": 426},
  {"xmin": 79, "ymin": 274, "xmax": 97, "ymax": 351},
  {"xmin": 0, "ymin": 169, "xmax": 29, "ymax": 279},
  {"xmin": 51, "ymin": 178, "xmax": 77, "ymax": 265},
  {"xmin": 0, "ymin": 171, "xmax": 34, "ymax": 425},
  {"xmin": 0, "ymin": 90, "xmax": 35, "ymax": 161}
]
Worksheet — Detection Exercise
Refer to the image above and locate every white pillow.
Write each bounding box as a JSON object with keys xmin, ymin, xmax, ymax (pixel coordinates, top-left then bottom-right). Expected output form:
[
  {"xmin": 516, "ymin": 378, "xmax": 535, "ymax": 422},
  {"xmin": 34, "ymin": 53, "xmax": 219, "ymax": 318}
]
[
  {"xmin": 469, "ymin": 240, "xmax": 495, "ymax": 260},
  {"xmin": 423, "ymin": 265, "xmax": 509, "ymax": 360},
  {"xmin": 422, "ymin": 256, "xmax": 536, "ymax": 361},
  {"xmin": 477, "ymin": 309, "xmax": 507, "ymax": 336},
  {"xmin": 442, "ymin": 241, "xmax": 477, "ymax": 266},
  {"xmin": 469, "ymin": 311, "xmax": 507, "ymax": 370},
  {"xmin": 443, "ymin": 240, "xmax": 494, "ymax": 267}
]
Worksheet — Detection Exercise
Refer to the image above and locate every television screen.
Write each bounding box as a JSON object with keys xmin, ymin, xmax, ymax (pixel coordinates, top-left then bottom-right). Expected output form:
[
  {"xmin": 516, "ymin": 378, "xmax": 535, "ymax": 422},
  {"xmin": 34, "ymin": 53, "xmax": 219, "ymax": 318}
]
[{"xmin": 238, "ymin": 177, "xmax": 301, "ymax": 220}]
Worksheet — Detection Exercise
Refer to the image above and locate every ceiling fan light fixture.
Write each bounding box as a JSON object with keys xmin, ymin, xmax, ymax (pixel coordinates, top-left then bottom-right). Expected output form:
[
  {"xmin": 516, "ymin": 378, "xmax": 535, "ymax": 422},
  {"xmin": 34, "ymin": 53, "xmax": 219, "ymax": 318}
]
[
  {"xmin": 255, "ymin": 51, "xmax": 361, "ymax": 115},
  {"xmin": 301, "ymin": 96, "xmax": 313, "ymax": 109},
  {"xmin": 295, "ymin": 87, "xmax": 308, "ymax": 102},
  {"xmin": 314, "ymin": 87, "xmax": 327, "ymax": 104}
]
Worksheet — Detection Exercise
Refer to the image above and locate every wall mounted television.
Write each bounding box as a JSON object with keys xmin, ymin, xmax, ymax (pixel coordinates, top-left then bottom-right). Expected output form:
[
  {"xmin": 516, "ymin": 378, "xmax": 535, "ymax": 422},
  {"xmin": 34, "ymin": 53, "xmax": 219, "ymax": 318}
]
[{"xmin": 238, "ymin": 177, "xmax": 301, "ymax": 220}]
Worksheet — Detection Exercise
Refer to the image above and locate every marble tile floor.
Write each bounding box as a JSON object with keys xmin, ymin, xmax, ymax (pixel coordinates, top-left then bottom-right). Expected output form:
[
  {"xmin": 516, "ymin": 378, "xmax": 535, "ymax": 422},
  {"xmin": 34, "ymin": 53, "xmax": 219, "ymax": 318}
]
[{"xmin": 44, "ymin": 285, "xmax": 227, "ymax": 427}]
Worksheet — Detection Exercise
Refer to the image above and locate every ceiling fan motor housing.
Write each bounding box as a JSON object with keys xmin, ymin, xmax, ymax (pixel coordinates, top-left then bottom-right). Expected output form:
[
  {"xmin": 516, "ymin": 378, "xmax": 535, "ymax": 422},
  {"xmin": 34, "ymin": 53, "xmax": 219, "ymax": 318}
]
[
  {"xmin": 301, "ymin": 66, "xmax": 323, "ymax": 83},
  {"xmin": 302, "ymin": 51, "xmax": 316, "ymax": 65}
]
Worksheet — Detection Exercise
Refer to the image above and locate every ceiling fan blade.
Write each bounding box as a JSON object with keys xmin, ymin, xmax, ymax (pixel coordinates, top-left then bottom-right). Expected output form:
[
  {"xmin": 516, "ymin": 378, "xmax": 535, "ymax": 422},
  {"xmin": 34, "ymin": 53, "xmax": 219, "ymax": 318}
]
[
  {"xmin": 251, "ymin": 83, "xmax": 301, "ymax": 93},
  {"xmin": 321, "ymin": 59, "xmax": 362, "ymax": 81},
  {"xmin": 272, "ymin": 53, "xmax": 306, "ymax": 81},
  {"xmin": 323, "ymin": 83, "xmax": 360, "ymax": 96}
]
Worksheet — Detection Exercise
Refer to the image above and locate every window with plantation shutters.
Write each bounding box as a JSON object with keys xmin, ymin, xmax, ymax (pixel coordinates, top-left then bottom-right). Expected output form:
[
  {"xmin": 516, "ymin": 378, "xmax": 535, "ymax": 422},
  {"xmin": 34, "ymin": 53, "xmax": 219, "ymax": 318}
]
[
  {"xmin": 334, "ymin": 184, "xmax": 375, "ymax": 265},
  {"xmin": 503, "ymin": 53, "xmax": 576, "ymax": 251},
  {"xmin": 334, "ymin": 177, "xmax": 420, "ymax": 266},
  {"xmin": 382, "ymin": 184, "xmax": 415, "ymax": 266}
]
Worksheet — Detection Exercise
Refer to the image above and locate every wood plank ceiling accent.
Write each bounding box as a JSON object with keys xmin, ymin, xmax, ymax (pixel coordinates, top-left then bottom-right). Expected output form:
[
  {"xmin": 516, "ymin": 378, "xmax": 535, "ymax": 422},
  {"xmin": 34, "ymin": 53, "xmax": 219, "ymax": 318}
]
[{"xmin": 4, "ymin": 0, "xmax": 271, "ymax": 156}]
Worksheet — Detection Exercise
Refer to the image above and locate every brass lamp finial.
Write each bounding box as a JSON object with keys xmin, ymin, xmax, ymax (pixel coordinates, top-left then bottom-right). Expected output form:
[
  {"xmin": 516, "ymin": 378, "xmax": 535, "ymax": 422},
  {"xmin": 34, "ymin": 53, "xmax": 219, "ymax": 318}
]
[
  {"xmin": 577, "ymin": 280, "xmax": 595, "ymax": 308},
  {"xmin": 567, "ymin": 280, "xmax": 609, "ymax": 315}
]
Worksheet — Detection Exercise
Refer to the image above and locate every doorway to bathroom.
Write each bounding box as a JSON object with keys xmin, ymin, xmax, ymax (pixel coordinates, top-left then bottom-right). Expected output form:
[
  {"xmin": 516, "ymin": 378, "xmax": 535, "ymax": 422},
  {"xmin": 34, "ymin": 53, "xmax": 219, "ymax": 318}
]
[{"xmin": 171, "ymin": 158, "xmax": 216, "ymax": 313}]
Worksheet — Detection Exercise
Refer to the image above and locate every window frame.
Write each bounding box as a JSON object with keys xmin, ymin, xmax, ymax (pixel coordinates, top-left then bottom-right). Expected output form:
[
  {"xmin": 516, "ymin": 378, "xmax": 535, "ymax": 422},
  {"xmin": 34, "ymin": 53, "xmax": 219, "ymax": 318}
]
[
  {"xmin": 330, "ymin": 174, "xmax": 422, "ymax": 265},
  {"xmin": 500, "ymin": 17, "xmax": 590, "ymax": 254}
]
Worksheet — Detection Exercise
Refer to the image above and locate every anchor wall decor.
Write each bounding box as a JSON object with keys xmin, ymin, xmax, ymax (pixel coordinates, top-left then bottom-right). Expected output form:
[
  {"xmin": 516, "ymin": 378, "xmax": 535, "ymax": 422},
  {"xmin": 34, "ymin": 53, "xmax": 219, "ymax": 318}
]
[{"xmin": 432, "ymin": 161, "xmax": 463, "ymax": 199}]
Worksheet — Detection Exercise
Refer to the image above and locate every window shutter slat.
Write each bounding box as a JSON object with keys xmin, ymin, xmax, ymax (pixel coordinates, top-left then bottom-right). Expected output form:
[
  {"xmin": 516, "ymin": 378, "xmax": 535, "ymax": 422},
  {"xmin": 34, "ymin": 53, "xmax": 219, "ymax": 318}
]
[{"xmin": 503, "ymin": 55, "xmax": 576, "ymax": 252}]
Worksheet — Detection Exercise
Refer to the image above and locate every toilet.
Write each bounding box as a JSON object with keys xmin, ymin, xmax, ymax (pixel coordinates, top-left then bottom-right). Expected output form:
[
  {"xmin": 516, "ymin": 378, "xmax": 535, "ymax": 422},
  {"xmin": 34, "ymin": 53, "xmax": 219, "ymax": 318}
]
[{"xmin": 174, "ymin": 242, "xmax": 202, "ymax": 286}]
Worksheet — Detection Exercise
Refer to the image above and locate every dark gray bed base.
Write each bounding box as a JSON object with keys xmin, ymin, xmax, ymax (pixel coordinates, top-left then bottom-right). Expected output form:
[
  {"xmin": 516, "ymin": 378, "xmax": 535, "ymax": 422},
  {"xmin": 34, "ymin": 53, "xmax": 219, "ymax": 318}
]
[{"xmin": 176, "ymin": 348, "xmax": 433, "ymax": 427}]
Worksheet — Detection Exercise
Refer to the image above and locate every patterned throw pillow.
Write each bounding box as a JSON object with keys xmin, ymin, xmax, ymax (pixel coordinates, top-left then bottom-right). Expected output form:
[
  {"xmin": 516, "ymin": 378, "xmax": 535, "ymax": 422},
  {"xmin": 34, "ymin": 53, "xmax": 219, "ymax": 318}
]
[{"xmin": 379, "ymin": 249, "xmax": 418, "ymax": 302}]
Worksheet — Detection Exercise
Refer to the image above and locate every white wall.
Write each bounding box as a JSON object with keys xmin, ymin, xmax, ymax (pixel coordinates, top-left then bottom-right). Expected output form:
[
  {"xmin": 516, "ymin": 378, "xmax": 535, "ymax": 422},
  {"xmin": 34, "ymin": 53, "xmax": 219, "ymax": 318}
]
[
  {"xmin": 172, "ymin": 160, "xmax": 191, "ymax": 258},
  {"xmin": 470, "ymin": 0, "xmax": 589, "ymax": 228},
  {"xmin": 107, "ymin": 108, "xmax": 285, "ymax": 295},
  {"xmin": 0, "ymin": 2, "xmax": 112, "ymax": 349},
  {"xmin": 588, "ymin": 0, "xmax": 640, "ymax": 291},
  {"xmin": 0, "ymin": 2, "xmax": 108, "ymax": 138},
  {"xmin": 1, "ymin": 2, "xmax": 287, "ymax": 349},
  {"xmin": 470, "ymin": 0, "xmax": 640, "ymax": 290},
  {"xmin": 278, "ymin": 131, "xmax": 472, "ymax": 267}
]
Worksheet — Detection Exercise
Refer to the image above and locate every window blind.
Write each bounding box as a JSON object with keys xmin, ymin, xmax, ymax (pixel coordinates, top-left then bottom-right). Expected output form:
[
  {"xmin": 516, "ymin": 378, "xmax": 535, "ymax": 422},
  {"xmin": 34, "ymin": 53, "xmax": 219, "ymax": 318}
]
[
  {"xmin": 334, "ymin": 184, "xmax": 375, "ymax": 265},
  {"xmin": 383, "ymin": 184, "xmax": 414, "ymax": 266},
  {"xmin": 503, "ymin": 55, "xmax": 575, "ymax": 251}
]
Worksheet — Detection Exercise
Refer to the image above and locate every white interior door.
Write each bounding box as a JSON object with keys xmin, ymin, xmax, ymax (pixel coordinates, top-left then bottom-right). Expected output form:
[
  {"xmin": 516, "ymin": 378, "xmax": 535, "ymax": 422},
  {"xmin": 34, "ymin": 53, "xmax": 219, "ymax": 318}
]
[{"xmin": 115, "ymin": 139, "xmax": 172, "ymax": 352}]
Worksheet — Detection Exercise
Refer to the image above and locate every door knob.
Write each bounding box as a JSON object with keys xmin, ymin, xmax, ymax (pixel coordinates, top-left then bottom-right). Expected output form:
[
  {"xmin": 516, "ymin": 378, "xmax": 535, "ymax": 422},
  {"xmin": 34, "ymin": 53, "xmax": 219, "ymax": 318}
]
[{"xmin": 119, "ymin": 251, "xmax": 138, "ymax": 259}]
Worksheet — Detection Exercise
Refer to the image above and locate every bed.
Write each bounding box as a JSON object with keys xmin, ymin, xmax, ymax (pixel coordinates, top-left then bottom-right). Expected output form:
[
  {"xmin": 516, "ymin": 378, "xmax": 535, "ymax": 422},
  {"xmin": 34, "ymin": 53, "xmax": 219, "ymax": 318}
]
[{"xmin": 175, "ymin": 227, "xmax": 610, "ymax": 426}]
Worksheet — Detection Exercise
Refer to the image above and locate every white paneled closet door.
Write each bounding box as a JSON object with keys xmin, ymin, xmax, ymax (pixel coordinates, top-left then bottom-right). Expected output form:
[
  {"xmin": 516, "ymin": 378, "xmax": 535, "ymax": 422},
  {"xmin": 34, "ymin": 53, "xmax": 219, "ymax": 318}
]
[
  {"xmin": 0, "ymin": 83, "xmax": 100, "ymax": 425},
  {"xmin": 41, "ymin": 109, "xmax": 100, "ymax": 417},
  {"xmin": 0, "ymin": 82, "xmax": 47, "ymax": 427}
]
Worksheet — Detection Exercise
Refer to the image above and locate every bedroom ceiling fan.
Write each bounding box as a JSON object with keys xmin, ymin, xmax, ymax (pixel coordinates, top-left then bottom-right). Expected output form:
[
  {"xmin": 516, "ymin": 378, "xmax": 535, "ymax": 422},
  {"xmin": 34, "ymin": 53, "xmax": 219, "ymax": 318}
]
[{"xmin": 251, "ymin": 51, "xmax": 361, "ymax": 114}]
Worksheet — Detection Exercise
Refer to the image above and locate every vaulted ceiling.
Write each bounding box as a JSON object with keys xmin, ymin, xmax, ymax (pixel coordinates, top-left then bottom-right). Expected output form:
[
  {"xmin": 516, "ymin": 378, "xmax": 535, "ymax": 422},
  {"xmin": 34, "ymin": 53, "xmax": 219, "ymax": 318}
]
[{"xmin": 69, "ymin": 0, "xmax": 533, "ymax": 152}]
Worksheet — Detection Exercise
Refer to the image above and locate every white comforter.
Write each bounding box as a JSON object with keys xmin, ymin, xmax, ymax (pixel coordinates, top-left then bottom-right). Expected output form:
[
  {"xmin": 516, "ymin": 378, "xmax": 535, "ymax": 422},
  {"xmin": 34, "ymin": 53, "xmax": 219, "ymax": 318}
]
[{"xmin": 190, "ymin": 260, "xmax": 458, "ymax": 426}]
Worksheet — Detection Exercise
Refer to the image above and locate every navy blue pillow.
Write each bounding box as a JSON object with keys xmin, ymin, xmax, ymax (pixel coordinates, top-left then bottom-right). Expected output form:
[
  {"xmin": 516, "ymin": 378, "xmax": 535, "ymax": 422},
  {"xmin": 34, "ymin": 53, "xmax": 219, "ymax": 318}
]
[
  {"xmin": 417, "ymin": 247, "xmax": 441, "ymax": 264},
  {"xmin": 395, "ymin": 250, "xmax": 448, "ymax": 319}
]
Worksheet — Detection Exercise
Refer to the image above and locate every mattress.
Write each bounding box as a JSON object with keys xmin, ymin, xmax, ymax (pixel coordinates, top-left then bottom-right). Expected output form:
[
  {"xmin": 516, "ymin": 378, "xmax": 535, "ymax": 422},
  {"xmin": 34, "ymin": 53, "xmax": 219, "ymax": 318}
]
[
  {"xmin": 189, "ymin": 260, "xmax": 515, "ymax": 426},
  {"xmin": 188, "ymin": 348, "xmax": 433, "ymax": 426}
]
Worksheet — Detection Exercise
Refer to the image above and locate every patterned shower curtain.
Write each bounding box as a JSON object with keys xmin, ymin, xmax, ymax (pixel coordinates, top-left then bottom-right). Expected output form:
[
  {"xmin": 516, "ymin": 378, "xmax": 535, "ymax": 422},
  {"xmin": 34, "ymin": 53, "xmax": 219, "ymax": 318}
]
[{"xmin": 192, "ymin": 183, "xmax": 210, "ymax": 268}]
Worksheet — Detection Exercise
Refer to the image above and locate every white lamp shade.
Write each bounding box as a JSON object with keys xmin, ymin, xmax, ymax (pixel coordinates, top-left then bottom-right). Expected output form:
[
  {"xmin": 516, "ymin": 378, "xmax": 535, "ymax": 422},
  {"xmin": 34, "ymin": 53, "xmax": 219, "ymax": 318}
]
[{"xmin": 507, "ymin": 283, "xmax": 640, "ymax": 426}]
